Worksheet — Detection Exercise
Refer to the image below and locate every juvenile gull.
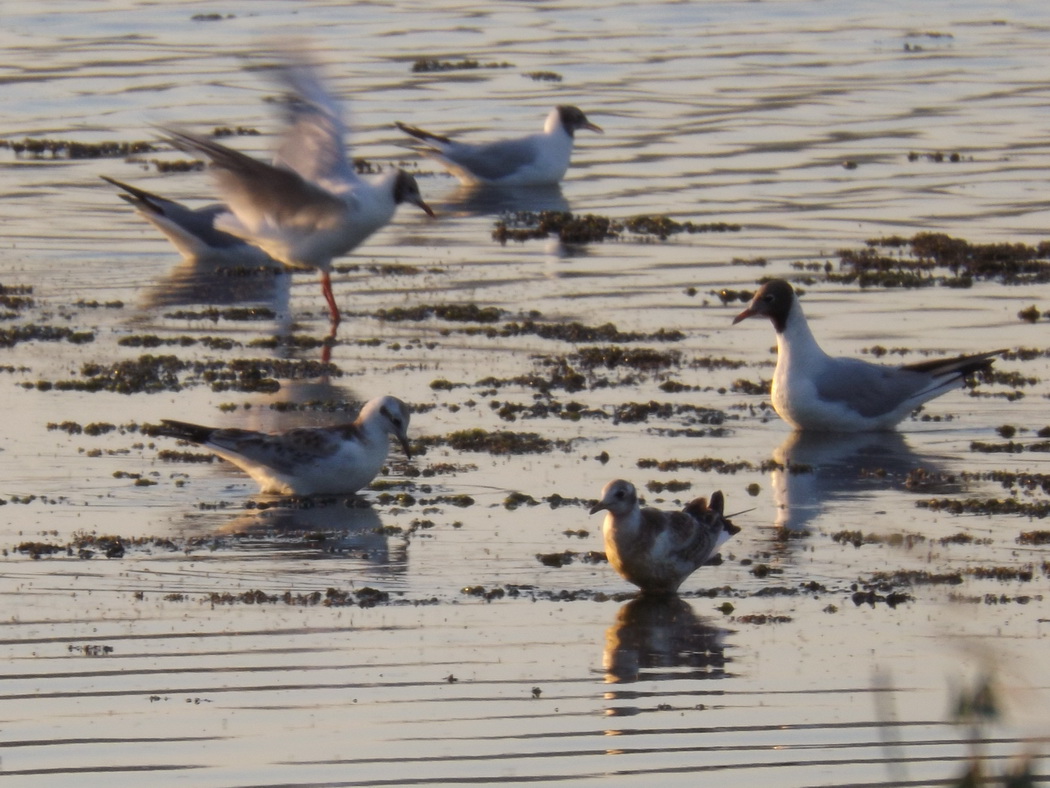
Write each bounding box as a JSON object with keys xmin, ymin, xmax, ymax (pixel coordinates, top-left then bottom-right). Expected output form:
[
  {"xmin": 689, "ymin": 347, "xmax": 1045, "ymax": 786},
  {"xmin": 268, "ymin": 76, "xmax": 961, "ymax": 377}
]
[
  {"xmin": 161, "ymin": 57, "xmax": 434, "ymax": 327},
  {"xmin": 732, "ymin": 279, "xmax": 1003, "ymax": 432},
  {"xmin": 589, "ymin": 479, "xmax": 740, "ymax": 595},
  {"xmin": 395, "ymin": 105, "xmax": 602, "ymax": 186},
  {"xmin": 101, "ymin": 175, "xmax": 275, "ymax": 265},
  {"xmin": 154, "ymin": 396, "xmax": 411, "ymax": 496}
]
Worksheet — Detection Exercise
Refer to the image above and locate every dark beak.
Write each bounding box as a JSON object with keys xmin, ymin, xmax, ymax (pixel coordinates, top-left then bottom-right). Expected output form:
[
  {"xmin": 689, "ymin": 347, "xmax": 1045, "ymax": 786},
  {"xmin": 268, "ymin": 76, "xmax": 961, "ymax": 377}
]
[
  {"xmin": 589, "ymin": 502, "xmax": 606, "ymax": 515},
  {"xmin": 413, "ymin": 197, "xmax": 436, "ymax": 218},
  {"xmin": 583, "ymin": 121, "xmax": 603, "ymax": 134},
  {"xmin": 398, "ymin": 434, "xmax": 413, "ymax": 460}
]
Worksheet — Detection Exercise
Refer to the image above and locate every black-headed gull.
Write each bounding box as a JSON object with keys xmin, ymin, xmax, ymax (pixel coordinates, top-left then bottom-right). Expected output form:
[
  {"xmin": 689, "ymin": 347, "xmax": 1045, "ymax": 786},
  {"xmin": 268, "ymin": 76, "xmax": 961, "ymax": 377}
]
[
  {"xmin": 161, "ymin": 58, "xmax": 434, "ymax": 327},
  {"xmin": 101, "ymin": 175, "xmax": 275, "ymax": 265},
  {"xmin": 732, "ymin": 279, "xmax": 1002, "ymax": 431},
  {"xmin": 395, "ymin": 105, "xmax": 602, "ymax": 186},
  {"xmin": 154, "ymin": 395, "xmax": 411, "ymax": 495},
  {"xmin": 589, "ymin": 480, "xmax": 740, "ymax": 595}
]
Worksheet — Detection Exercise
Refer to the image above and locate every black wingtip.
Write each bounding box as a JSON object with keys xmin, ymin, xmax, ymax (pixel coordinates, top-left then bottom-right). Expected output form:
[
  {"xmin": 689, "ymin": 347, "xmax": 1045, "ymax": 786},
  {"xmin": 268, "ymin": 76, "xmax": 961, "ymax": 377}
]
[
  {"xmin": 152, "ymin": 419, "xmax": 216, "ymax": 445},
  {"xmin": 395, "ymin": 121, "xmax": 451, "ymax": 145}
]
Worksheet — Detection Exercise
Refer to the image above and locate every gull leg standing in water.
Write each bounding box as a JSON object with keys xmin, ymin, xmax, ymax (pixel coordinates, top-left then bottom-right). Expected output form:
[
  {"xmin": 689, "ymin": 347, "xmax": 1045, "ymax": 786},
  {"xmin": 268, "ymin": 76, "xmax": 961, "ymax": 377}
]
[
  {"xmin": 161, "ymin": 56, "xmax": 434, "ymax": 329},
  {"xmin": 395, "ymin": 105, "xmax": 602, "ymax": 186},
  {"xmin": 153, "ymin": 396, "xmax": 412, "ymax": 496},
  {"xmin": 731, "ymin": 279, "xmax": 1003, "ymax": 431},
  {"xmin": 590, "ymin": 479, "xmax": 741, "ymax": 596}
]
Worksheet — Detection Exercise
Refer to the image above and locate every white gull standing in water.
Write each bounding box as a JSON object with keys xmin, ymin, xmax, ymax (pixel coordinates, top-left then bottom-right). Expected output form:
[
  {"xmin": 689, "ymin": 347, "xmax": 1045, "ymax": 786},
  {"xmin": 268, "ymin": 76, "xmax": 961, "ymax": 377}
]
[
  {"xmin": 153, "ymin": 396, "xmax": 412, "ymax": 496},
  {"xmin": 395, "ymin": 105, "xmax": 602, "ymax": 186},
  {"xmin": 732, "ymin": 279, "xmax": 1003, "ymax": 431}
]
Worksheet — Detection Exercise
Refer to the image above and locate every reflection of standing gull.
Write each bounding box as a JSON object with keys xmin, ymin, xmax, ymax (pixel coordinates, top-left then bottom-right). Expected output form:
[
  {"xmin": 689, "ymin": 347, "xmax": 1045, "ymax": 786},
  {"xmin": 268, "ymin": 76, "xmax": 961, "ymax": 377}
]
[
  {"xmin": 732, "ymin": 279, "xmax": 1002, "ymax": 431},
  {"xmin": 154, "ymin": 396, "xmax": 412, "ymax": 496},
  {"xmin": 590, "ymin": 480, "xmax": 741, "ymax": 595},
  {"xmin": 771, "ymin": 430, "xmax": 943, "ymax": 531},
  {"xmin": 442, "ymin": 183, "xmax": 570, "ymax": 217},
  {"xmin": 395, "ymin": 106, "xmax": 602, "ymax": 186},
  {"xmin": 604, "ymin": 596, "xmax": 730, "ymax": 684},
  {"xmin": 162, "ymin": 54, "xmax": 434, "ymax": 328}
]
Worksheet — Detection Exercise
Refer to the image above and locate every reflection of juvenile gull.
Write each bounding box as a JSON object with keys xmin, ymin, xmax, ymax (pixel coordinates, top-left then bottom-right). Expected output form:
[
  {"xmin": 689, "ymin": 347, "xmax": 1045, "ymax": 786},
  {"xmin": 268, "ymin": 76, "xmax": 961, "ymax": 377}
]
[
  {"xmin": 771, "ymin": 430, "xmax": 940, "ymax": 531},
  {"xmin": 589, "ymin": 480, "xmax": 740, "ymax": 595},
  {"xmin": 154, "ymin": 396, "xmax": 411, "ymax": 495},
  {"xmin": 604, "ymin": 595, "xmax": 730, "ymax": 683},
  {"xmin": 395, "ymin": 106, "xmax": 602, "ymax": 186},
  {"xmin": 732, "ymin": 279, "xmax": 1002, "ymax": 431},
  {"xmin": 161, "ymin": 56, "xmax": 434, "ymax": 327},
  {"xmin": 101, "ymin": 175, "xmax": 276, "ymax": 265},
  {"xmin": 215, "ymin": 498, "xmax": 399, "ymax": 571}
]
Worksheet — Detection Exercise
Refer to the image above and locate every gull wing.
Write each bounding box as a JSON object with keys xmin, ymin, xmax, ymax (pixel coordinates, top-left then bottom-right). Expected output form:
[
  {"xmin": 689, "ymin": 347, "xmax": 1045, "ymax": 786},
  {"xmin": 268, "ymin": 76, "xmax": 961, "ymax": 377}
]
[
  {"xmin": 161, "ymin": 127, "xmax": 351, "ymax": 237},
  {"xmin": 813, "ymin": 357, "xmax": 942, "ymax": 418},
  {"xmin": 440, "ymin": 137, "xmax": 540, "ymax": 182},
  {"xmin": 206, "ymin": 425, "xmax": 348, "ymax": 475},
  {"xmin": 271, "ymin": 60, "xmax": 359, "ymax": 192}
]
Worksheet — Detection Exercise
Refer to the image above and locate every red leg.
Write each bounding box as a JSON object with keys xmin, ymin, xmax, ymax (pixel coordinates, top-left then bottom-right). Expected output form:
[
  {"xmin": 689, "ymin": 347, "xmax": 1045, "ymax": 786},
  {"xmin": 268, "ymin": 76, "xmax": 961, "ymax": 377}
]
[{"xmin": 320, "ymin": 270, "xmax": 341, "ymax": 327}]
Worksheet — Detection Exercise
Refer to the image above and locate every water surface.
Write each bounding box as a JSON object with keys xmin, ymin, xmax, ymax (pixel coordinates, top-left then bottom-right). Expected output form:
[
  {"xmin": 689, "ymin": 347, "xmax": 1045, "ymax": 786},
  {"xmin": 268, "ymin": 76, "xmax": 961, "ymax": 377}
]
[{"xmin": 1, "ymin": 1, "xmax": 1048, "ymax": 786}]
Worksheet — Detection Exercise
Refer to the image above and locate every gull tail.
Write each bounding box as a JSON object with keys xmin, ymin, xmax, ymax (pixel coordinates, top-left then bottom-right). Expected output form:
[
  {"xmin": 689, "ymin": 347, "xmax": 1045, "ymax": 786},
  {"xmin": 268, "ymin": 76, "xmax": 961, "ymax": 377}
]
[
  {"xmin": 100, "ymin": 175, "xmax": 169, "ymax": 214},
  {"xmin": 902, "ymin": 348, "xmax": 1004, "ymax": 379},
  {"xmin": 684, "ymin": 490, "xmax": 742, "ymax": 536},
  {"xmin": 154, "ymin": 419, "xmax": 218, "ymax": 445},
  {"xmin": 395, "ymin": 121, "xmax": 452, "ymax": 146}
]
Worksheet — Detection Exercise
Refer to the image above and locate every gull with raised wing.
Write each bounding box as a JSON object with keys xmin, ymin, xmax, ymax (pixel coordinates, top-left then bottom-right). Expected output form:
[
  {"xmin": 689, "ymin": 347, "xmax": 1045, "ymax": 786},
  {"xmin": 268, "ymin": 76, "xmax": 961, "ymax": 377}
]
[
  {"xmin": 590, "ymin": 480, "xmax": 741, "ymax": 595},
  {"xmin": 101, "ymin": 175, "xmax": 275, "ymax": 265},
  {"xmin": 395, "ymin": 105, "xmax": 602, "ymax": 186},
  {"xmin": 154, "ymin": 396, "xmax": 412, "ymax": 496},
  {"xmin": 732, "ymin": 279, "xmax": 1003, "ymax": 431},
  {"xmin": 161, "ymin": 57, "xmax": 434, "ymax": 327}
]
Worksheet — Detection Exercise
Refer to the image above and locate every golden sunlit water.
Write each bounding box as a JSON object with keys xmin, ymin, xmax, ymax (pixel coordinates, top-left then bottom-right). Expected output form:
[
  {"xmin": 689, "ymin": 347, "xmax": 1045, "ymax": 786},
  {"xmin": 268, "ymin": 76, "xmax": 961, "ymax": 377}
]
[{"xmin": 1, "ymin": 1, "xmax": 1048, "ymax": 786}]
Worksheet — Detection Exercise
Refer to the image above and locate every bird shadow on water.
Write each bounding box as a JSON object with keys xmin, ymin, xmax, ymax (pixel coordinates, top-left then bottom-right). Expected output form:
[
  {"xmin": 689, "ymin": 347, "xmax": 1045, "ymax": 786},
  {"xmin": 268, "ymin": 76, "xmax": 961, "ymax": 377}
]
[
  {"xmin": 769, "ymin": 430, "xmax": 955, "ymax": 532},
  {"xmin": 602, "ymin": 595, "xmax": 732, "ymax": 689}
]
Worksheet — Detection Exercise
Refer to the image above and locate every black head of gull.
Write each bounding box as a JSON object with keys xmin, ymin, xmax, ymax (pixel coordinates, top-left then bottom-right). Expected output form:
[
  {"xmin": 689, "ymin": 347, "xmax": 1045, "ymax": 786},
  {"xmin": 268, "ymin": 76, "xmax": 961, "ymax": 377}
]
[
  {"xmin": 555, "ymin": 105, "xmax": 603, "ymax": 137},
  {"xmin": 732, "ymin": 278, "xmax": 796, "ymax": 334}
]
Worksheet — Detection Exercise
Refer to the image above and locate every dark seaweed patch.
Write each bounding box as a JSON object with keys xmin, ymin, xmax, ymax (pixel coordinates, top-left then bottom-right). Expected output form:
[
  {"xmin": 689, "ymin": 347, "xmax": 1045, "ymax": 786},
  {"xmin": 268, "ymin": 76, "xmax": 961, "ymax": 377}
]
[
  {"xmin": 411, "ymin": 58, "xmax": 513, "ymax": 73},
  {"xmin": 164, "ymin": 307, "xmax": 277, "ymax": 322},
  {"xmin": 377, "ymin": 304, "xmax": 506, "ymax": 323},
  {"xmin": 917, "ymin": 497, "xmax": 1050, "ymax": 517},
  {"xmin": 834, "ymin": 232, "xmax": 1050, "ymax": 287},
  {"xmin": 1, "ymin": 138, "xmax": 159, "ymax": 158},
  {"xmin": 2, "ymin": 325, "xmax": 94, "ymax": 348},
  {"xmin": 493, "ymin": 210, "xmax": 741, "ymax": 244},
  {"xmin": 34, "ymin": 355, "xmax": 337, "ymax": 395},
  {"xmin": 1018, "ymin": 531, "xmax": 1050, "ymax": 545},
  {"xmin": 417, "ymin": 428, "xmax": 568, "ymax": 455}
]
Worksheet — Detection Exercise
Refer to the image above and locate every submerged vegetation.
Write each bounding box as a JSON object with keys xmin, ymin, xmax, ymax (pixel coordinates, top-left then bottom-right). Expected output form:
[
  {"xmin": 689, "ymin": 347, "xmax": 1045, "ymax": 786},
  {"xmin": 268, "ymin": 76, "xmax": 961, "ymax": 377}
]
[
  {"xmin": 493, "ymin": 210, "xmax": 742, "ymax": 244},
  {"xmin": 823, "ymin": 232, "xmax": 1050, "ymax": 287}
]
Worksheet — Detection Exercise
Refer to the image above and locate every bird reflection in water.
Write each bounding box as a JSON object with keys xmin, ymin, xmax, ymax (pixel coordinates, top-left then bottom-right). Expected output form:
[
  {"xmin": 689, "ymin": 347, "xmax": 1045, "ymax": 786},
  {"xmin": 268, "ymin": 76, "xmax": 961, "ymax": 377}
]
[
  {"xmin": 213, "ymin": 496, "xmax": 406, "ymax": 577},
  {"xmin": 442, "ymin": 182, "xmax": 569, "ymax": 217},
  {"xmin": 603, "ymin": 595, "xmax": 731, "ymax": 685},
  {"xmin": 771, "ymin": 430, "xmax": 947, "ymax": 532}
]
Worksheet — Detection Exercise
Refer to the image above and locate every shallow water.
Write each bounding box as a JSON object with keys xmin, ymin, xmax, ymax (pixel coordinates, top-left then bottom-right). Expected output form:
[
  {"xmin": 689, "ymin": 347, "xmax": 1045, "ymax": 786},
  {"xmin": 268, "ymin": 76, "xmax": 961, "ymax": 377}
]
[{"xmin": 2, "ymin": 1, "xmax": 1049, "ymax": 786}]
